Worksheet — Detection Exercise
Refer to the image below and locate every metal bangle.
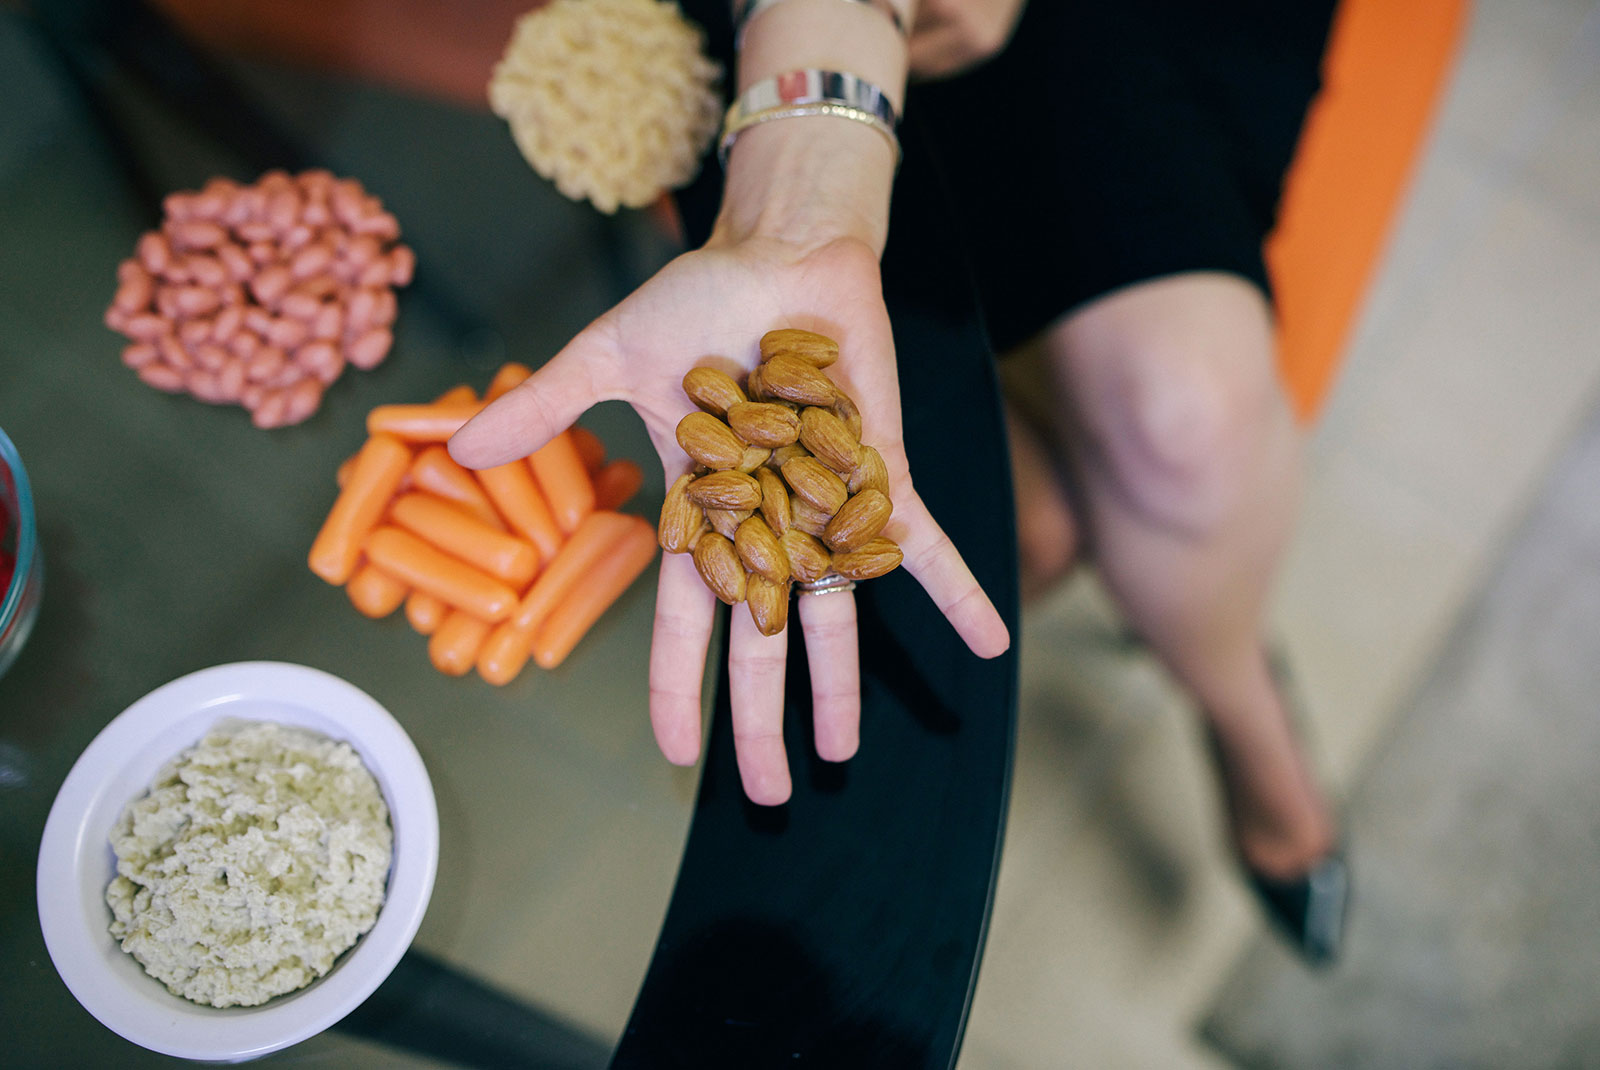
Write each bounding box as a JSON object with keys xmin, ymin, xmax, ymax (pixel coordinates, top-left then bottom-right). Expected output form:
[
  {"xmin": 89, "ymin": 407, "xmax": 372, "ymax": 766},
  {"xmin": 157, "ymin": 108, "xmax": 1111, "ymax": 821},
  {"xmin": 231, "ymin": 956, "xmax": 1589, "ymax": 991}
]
[
  {"xmin": 795, "ymin": 574, "xmax": 858, "ymax": 596},
  {"xmin": 734, "ymin": 0, "xmax": 909, "ymax": 48},
  {"xmin": 718, "ymin": 69, "xmax": 900, "ymax": 166}
]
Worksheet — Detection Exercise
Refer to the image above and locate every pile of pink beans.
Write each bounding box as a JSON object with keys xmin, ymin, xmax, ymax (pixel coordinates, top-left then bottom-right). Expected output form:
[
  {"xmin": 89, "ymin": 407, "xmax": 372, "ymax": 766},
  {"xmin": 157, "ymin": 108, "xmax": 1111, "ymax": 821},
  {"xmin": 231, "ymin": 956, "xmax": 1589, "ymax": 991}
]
[{"xmin": 105, "ymin": 170, "xmax": 415, "ymax": 429}]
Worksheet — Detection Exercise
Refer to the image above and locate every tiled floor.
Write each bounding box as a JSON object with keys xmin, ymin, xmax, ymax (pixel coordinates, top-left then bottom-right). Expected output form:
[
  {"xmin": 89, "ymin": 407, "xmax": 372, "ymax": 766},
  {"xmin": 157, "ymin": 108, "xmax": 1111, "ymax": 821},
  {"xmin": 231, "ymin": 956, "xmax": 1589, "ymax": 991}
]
[{"xmin": 958, "ymin": 1, "xmax": 1600, "ymax": 1066}]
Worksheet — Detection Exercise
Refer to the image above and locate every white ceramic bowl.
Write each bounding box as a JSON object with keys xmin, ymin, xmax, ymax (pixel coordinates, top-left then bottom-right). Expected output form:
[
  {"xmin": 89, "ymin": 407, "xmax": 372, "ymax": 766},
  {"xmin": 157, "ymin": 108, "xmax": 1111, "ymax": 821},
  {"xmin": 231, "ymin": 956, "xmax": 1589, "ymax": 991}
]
[{"xmin": 37, "ymin": 662, "xmax": 439, "ymax": 1063}]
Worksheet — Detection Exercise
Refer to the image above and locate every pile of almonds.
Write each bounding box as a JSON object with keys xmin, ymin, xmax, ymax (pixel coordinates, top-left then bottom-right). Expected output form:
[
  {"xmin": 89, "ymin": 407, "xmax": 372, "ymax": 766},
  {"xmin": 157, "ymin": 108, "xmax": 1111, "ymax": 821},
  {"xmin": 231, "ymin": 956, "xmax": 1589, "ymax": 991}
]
[
  {"xmin": 658, "ymin": 329, "xmax": 903, "ymax": 636},
  {"xmin": 104, "ymin": 170, "xmax": 414, "ymax": 429}
]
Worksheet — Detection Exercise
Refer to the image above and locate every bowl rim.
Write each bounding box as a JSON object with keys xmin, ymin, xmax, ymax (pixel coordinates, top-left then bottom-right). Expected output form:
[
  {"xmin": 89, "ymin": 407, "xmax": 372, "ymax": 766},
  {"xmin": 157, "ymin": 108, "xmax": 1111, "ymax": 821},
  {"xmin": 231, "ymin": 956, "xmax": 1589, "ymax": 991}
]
[
  {"xmin": 36, "ymin": 661, "xmax": 439, "ymax": 1062},
  {"xmin": 0, "ymin": 424, "xmax": 38, "ymax": 628}
]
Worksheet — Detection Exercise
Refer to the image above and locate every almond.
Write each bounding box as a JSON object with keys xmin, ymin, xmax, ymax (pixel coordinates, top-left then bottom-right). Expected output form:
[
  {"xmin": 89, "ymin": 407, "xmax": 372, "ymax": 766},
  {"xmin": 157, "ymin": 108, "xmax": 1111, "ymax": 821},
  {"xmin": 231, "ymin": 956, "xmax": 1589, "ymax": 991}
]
[
  {"xmin": 768, "ymin": 442, "xmax": 810, "ymax": 468},
  {"xmin": 762, "ymin": 353, "xmax": 837, "ymax": 406},
  {"xmin": 780, "ymin": 528, "xmax": 831, "ymax": 583},
  {"xmin": 832, "ymin": 536, "xmax": 903, "ymax": 581},
  {"xmin": 823, "ymin": 489, "xmax": 892, "ymax": 552},
  {"xmin": 686, "ymin": 470, "xmax": 762, "ymax": 510},
  {"xmin": 757, "ymin": 467, "xmax": 791, "ymax": 535},
  {"xmin": 781, "ymin": 456, "xmax": 848, "ymax": 515},
  {"xmin": 832, "ymin": 390, "xmax": 863, "ymax": 439},
  {"xmin": 727, "ymin": 401, "xmax": 800, "ymax": 448},
  {"xmin": 789, "ymin": 495, "xmax": 834, "ymax": 538},
  {"xmin": 707, "ymin": 507, "xmax": 753, "ymax": 540},
  {"xmin": 746, "ymin": 573, "xmax": 791, "ymax": 636},
  {"xmin": 744, "ymin": 363, "xmax": 769, "ymax": 401},
  {"xmin": 798, "ymin": 406, "xmax": 861, "ymax": 474},
  {"xmin": 759, "ymin": 328, "xmax": 839, "ymax": 368},
  {"xmin": 676, "ymin": 411, "xmax": 746, "ymax": 470},
  {"xmin": 693, "ymin": 533, "xmax": 747, "ymax": 604},
  {"xmin": 735, "ymin": 444, "xmax": 772, "ymax": 473},
  {"xmin": 848, "ymin": 445, "xmax": 890, "ymax": 496},
  {"xmin": 682, "ymin": 366, "xmax": 746, "ymax": 415},
  {"xmin": 735, "ymin": 514, "xmax": 790, "ymax": 584},
  {"xmin": 658, "ymin": 473, "xmax": 704, "ymax": 553}
]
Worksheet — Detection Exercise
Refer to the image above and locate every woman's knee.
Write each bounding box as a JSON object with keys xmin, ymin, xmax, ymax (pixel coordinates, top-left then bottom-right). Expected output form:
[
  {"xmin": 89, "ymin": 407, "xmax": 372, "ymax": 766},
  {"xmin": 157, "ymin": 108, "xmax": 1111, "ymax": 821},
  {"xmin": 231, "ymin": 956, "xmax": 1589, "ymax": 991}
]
[{"xmin": 1051, "ymin": 277, "xmax": 1295, "ymax": 536}]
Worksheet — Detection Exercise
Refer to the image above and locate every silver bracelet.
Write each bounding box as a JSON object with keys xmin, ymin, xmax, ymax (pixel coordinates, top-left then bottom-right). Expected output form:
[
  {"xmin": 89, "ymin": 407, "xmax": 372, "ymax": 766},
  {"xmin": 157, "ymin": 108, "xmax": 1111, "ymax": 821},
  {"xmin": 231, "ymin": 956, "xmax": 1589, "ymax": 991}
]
[
  {"xmin": 734, "ymin": 0, "xmax": 908, "ymax": 48},
  {"xmin": 718, "ymin": 69, "xmax": 900, "ymax": 166},
  {"xmin": 795, "ymin": 574, "xmax": 857, "ymax": 596}
]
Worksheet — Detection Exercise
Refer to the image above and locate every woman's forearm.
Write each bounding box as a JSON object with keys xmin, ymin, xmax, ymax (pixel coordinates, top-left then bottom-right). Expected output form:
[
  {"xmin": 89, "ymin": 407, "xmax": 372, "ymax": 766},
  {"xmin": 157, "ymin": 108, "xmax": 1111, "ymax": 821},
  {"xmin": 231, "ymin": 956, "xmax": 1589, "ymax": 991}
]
[{"xmin": 712, "ymin": 0, "xmax": 916, "ymax": 256}]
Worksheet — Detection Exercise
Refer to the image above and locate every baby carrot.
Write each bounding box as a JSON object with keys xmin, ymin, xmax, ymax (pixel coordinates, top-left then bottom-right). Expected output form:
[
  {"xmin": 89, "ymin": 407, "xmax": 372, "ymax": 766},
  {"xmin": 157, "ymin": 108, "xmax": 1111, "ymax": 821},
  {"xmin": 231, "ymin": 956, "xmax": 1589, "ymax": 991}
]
[
  {"xmin": 569, "ymin": 425, "xmax": 606, "ymax": 475},
  {"xmin": 532, "ymin": 517, "xmax": 658, "ymax": 669},
  {"xmin": 528, "ymin": 429, "xmax": 595, "ymax": 535},
  {"xmin": 346, "ymin": 562, "xmax": 409, "ymax": 618},
  {"xmin": 364, "ymin": 526, "xmax": 518, "ymax": 621},
  {"xmin": 310, "ymin": 434, "xmax": 412, "ymax": 585},
  {"xmin": 476, "ymin": 619, "xmax": 536, "ymax": 686},
  {"xmin": 367, "ymin": 400, "xmax": 484, "ymax": 441},
  {"xmin": 406, "ymin": 590, "xmax": 446, "ymax": 635},
  {"xmin": 435, "ymin": 384, "xmax": 477, "ymax": 405},
  {"xmin": 485, "ymin": 362, "xmax": 532, "ymax": 401},
  {"xmin": 477, "ymin": 461, "xmax": 563, "ymax": 562},
  {"xmin": 513, "ymin": 510, "xmax": 639, "ymax": 632},
  {"xmin": 389, "ymin": 492, "xmax": 540, "ymax": 587},
  {"xmin": 592, "ymin": 458, "xmax": 644, "ymax": 511},
  {"xmin": 429, "ymin": 610, "xmax": 491, "ymax": 676},
  {"xmin": 409, "ymin": 445, "xmax": 508, "ymax": 530}
]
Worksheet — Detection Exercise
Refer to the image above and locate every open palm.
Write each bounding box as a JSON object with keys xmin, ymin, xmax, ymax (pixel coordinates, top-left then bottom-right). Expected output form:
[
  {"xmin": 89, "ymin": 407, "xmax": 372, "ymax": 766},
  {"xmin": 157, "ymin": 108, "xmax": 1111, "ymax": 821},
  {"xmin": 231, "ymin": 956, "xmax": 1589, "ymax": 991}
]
[{"xmin": 450, "ymin": 234, "xmax": 1008, "ymax": 804}]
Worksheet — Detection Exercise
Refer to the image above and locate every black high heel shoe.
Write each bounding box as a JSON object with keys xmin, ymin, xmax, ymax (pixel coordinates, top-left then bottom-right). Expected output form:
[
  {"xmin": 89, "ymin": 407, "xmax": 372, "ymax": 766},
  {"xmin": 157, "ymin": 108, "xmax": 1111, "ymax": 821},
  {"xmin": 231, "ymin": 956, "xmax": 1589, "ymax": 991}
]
[{"xmin": 1248, "ymin": 852, "xmax": 1351, "ymax": 967}]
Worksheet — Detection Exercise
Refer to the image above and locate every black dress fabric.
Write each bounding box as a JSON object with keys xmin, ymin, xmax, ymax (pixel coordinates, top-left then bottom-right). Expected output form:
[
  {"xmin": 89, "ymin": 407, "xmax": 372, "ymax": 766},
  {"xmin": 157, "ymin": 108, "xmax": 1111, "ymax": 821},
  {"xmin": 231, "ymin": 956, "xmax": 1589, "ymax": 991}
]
[{"xmin": 908, "ymin": 0, "xmax": 1339, "ymax": 353}]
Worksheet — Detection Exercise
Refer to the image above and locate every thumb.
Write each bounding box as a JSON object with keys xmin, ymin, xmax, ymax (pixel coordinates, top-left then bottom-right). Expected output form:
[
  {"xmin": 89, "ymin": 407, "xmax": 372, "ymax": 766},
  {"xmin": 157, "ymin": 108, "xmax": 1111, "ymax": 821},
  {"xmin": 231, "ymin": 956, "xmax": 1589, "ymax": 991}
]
[{"xmin": 448, "ymin": 326, "xmax": 618, "ymax": 469}]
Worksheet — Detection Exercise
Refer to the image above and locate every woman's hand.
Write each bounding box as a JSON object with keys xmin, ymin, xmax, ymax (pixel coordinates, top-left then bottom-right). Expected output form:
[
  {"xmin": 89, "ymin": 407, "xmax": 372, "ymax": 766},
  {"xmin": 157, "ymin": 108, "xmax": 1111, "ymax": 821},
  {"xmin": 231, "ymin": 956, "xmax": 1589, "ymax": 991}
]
[
  {"xmin": 908, "ymin": 0, "xmax": 1025, "ymax": 80},
  {"xmin": 448, "ymin": 222, "xmax": 1007, "ymax": 804}
]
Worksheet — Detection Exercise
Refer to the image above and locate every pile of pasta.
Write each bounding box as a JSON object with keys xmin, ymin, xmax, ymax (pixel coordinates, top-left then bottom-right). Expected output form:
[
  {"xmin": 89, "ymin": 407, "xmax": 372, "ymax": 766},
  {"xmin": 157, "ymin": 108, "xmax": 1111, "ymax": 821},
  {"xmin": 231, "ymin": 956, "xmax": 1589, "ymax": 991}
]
[
  {"xmin": 488, "ymin": 0, "xmax": 722, "ymax": 214},
  {"xmin": 308, "ymin": 364, "xmax": 653, "ymax": 683}
]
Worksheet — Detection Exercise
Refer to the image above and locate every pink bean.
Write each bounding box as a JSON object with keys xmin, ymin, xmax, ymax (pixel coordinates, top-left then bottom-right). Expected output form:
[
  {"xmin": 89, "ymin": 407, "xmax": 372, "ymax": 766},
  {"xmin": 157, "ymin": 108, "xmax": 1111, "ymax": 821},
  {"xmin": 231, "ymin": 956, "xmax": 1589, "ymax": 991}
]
[
  {"xmin": 266, "ymin": 189, "xmax": 302, "ymax": 231},
  {"xmin": 246, "ymin": 344, "xmax": 288, "ymax": 382},
  {"xmin": 248, "ymin": 240, "xmax": 277, "ymax": 264},
  {"xmin": 217, "ymin": 282, "xmax": 247, "ymax": 307},
  {"xmin": 222, "ymin": 190, "xmax": 254, "ymax": 228},
  {"xmin": 281, "ymin": 223, "xmax": 315, "ymax": 251},
  {"xmin": 187, "ymin": 370, "xmax": 226, "ymax": 403},
  {"xmin": 192, "ymin": 342, "xmax": 230, "ymax": 372},
  {"xmin": 156, "ymin": 286, "xmax": 183, "ymax": 320},
  {"xmin": 137, "ymin": 232, "xmax": 172, "ymax": 275},
  {"xmin": 280, "ymin": 291, "xmax": 321, "ymax": 322},
  {"xmin": 343, "ymin": 234, "xmax": 380, "ymax": 270},
  {"xmin": 158, "ymin": 257, "xmax": 191, "ymax": 283},
  {"xmin": 125, "ymin": 313, "xmax": 169, "ymax": 341},
  {"xmin": 344, "ymin": 287, "xmax": 379, "ymax": 336},
  {"xmin": 266, "ymin": 315, "xmax": 309, "ymax": 350},
  {"xmin": 104, "ymin": 305, "xmax": 130, "ymax": 332},
  {"xmin": 259, "ymin": 170, "xmax": 293, "ymax": 194},
  {"xmin": 250, "ymin": 265, "xmax": 293, "ymax": 307},
  {"xmin": 169, "ymin": 221, "xmax": 227, "ymax": 250},
  {"xmin": 117, "ymin": 258, "xmax": 146, "ymax": 283},
  {"xmin": 252, "ymin": 390, "xmax": 290, "ymax": 429},
  {"xmin": 283, "ymin": 378, "xmax": 324, "ymax": 425},
  {"xmin": 185, "ymin": 255, "xmax": 227, "ymax": 289},
  {"xmin": 229, "ymin": 330, "xmax": 261, "ymax": 360},
  {"xmin": 121, "ymin": 343, "xmax": 158, "ymax": 369},
  {"xmin": 353, "ymin": 211, "xmax": 400, "ymax": 241},
  {"xmin": 371, "ymin": 289, "xmax": 397, "ymax": 328},
  {"xmin": 138, "ymin": 363, "xmax": 188, "ymax": 393},
  {"xmin": 347, "ymin": 328, "xmax": 393, "ymax": 370},
  {"xmin": 178, "ymin": 319, "xmax": 212, "ymax": 347},
  {"xmin": 388, "ymin": 245, "xmax": 415, "ymax": 286},
  {"xmin": 331, "ymin": 181, "xmax": 365, "ymax": 227},
  {"xmin": 217, "ymin": 242, "xmax": 254, "ymax": 281},
  {"xmin": 267, "ymin": 362, "xmax": 306, "ymax": 389},
  {"xmin": 212, "ymin": 304, "xmax": 243, "ymax": 343},
  {"xmin": 244, "ymin": 307, "xmax": 275, "ymax": 337},
  {"xmin": 157, "ymin": 332, "xmax": 192, "ymax": 369},
  {"xmin": 310, "ymin": 302, "xmax": 343, "ymax": 340},
  {"xmin": 290, "ymin": 242, "xmax": 334, "ymax": 279},
  {"xmin": 298, "ymin": 168, "xmax": 336, "ymax": 193},
  {"xmin": 356, "ymin": 259, "xmax": 391, "ymax": 288},
  {"xmin": 295, "ymin": 274, "xmax": 340, "ymax": 300},
  {"xmin": 113, "ymin": 266, "xmax": 154, "ymax": 313},
  {"xmin": 295, "ymin": 340, "xmax": 343, "ymax": 383},
  {"xmin": 191, "ymin": 188, "xmax": 230, "ymax": 220},
  {"xmin": 237, "ymin": 222, "xmax": 275, "ymax": 244},
  {"xmin": 174, "ymin": 286, "xmax": 220, "ymax": 319},
  {"xmin": 237, "ymin": 185, "xmax": 268, "ymax": 220},
  {"xmin": 163, "ymin": 192, "xmax": 197, "ymax": 221},
  {"xmin": 216, "ymin": 357, "xmax": 246, "ymax": 401},
  {"xmin": 240, "ymin": 383, "xmax": 266, "ymax": 411},
  {"xmin": 302, "ymin": 195, "xmax": 332, "ymax": 228}
]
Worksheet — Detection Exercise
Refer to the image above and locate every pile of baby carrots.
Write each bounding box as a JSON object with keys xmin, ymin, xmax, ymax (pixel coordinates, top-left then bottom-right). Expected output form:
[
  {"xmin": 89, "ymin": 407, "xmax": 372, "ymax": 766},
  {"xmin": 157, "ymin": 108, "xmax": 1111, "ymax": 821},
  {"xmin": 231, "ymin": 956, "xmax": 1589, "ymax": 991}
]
[{"xmin": 308, "ymin": 363, "xmax": 654, "ymax": 683}]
